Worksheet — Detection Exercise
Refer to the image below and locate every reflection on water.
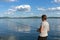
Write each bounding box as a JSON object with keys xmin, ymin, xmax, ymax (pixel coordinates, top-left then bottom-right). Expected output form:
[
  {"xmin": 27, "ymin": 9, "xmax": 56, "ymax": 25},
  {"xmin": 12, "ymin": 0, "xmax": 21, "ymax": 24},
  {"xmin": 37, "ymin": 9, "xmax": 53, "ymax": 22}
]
[
  {"xmin": 0, "ymin": 18, "xmax": 60, "ymax": 40},
  {"xmin": 0, "ymin": 35, "xmax": 16, "ymax": 40}
]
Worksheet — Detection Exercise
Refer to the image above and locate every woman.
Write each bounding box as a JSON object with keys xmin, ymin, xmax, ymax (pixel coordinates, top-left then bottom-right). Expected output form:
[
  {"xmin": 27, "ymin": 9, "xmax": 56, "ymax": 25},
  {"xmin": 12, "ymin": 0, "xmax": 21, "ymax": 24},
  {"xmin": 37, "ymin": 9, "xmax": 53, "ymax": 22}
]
[{"xmin": 37, "ymin": 15, "xmax": 50, "ymax": 40}]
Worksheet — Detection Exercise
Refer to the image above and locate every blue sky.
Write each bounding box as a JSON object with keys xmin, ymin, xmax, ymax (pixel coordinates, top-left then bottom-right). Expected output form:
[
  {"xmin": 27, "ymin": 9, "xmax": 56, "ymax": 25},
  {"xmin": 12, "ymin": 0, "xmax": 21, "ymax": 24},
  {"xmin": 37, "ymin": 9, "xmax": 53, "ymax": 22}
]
[{"xmin": 0, "ymin": 0, "xmax": 60, "ymax": 17}]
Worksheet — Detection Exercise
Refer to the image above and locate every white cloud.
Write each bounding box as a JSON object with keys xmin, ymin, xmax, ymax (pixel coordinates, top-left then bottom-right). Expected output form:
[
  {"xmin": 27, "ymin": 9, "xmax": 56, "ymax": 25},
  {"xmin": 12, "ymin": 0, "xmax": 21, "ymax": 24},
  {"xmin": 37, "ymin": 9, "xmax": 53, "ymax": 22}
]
[
  {"xmin": 5, "ymin": 8, "xmax": 16, "ymax": 14},
  {"xmin": 52, "ymin": 0, "xmax": 60, "ymax": 3},
  {"xmin": 15, "ymin": 5, "xmax": 31, "ymax": 12},
  {"xmin": 5, "ymin": 5, "xmax": 31, "ymax": 14},
  {"xmin": 28, "ymin": 13, "xmax": 34, "ymax": 16},
  {"xmin": 37, "ymin": 7, "xmax": 46, "ymax": 11},
  {"xmin": 48, "ymin": 8, "xmax": 56, "ymax": 11},
  {"xmin": 37, "ymin": 7, "xmax": 60, "ymax": 17},
  {"xmin": 0, "ymin": 14, "xmax": 4, "ymax": 17},
  {"xmin": 48, "ymin": 7, "xmax": 60, "ymax": 11},
  {"xmin": 54, "ymin": 0, "xmax": 60, "ymax": 3},
  {"xmin": 1, "ymin": 0, "xmax": 17, "ymax": 2},
  {"xmin": 56, "ymin": 13, "xmax": 60, "ymax": 14},
  {"xmin": 38, "ymin": 7, "xmax": 60, "ymax": 11}
]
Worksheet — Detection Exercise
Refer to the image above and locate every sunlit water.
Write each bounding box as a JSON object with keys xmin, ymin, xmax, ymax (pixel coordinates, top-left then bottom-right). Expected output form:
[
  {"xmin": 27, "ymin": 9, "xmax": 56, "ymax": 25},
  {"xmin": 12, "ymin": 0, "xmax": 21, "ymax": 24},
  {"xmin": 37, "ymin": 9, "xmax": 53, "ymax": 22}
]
[{"xmin": 0, "ymin": 18, "xmax": 60, "ymax": 40}]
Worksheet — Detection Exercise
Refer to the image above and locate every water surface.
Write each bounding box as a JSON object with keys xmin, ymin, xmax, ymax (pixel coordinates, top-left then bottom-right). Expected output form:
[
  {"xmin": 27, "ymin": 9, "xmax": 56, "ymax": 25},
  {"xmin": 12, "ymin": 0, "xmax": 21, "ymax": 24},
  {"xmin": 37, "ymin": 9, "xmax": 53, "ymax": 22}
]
[{"xmin": 0, "ymin": 18, "xmax": 60, "ymax": 40}]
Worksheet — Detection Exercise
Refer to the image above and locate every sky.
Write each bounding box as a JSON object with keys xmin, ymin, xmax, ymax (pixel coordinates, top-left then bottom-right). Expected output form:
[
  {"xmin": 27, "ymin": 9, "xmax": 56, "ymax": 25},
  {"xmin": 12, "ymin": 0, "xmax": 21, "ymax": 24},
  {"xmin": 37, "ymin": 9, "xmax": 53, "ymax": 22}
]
[{"xmin": 0, "ymin": 0, "xmax": 60, "ymax": 17}]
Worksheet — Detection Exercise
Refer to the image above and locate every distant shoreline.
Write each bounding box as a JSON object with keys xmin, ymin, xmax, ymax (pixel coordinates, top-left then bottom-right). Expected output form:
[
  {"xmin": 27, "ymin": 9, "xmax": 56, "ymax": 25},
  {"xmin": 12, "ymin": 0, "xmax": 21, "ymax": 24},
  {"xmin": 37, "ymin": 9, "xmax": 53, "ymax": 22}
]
[{"xmin": 0, "ymin": 17, "xmax": 60, "ymax": 19}]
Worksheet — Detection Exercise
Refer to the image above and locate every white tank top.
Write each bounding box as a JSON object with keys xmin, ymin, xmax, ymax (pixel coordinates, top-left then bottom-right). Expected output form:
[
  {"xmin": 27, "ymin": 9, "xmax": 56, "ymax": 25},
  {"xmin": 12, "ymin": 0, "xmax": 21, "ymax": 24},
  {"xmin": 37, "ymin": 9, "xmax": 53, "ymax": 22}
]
[{"xmin": 40, "ymin": 21, "xmax": 49, "ymax": 37}]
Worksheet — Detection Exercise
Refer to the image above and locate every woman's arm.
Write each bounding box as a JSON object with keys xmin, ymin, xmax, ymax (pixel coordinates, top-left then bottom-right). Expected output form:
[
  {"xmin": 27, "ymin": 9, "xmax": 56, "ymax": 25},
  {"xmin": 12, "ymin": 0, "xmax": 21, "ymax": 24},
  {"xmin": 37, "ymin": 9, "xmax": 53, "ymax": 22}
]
[
  {"xmin": 40, "ymin": 26, "xmax": 44, "ymax": 33},
  {"xmin": 37, "ymin": 26, "xmax": 44, "ymax": 33}
]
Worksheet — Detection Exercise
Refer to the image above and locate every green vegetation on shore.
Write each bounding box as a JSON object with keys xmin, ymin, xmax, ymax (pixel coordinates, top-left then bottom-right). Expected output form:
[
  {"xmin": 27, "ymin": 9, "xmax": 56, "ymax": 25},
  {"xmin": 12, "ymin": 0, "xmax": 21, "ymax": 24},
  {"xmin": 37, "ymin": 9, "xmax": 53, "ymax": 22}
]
[{"xmin": 0, "ymin": 16, "xmax": 60, "ymax": 19}]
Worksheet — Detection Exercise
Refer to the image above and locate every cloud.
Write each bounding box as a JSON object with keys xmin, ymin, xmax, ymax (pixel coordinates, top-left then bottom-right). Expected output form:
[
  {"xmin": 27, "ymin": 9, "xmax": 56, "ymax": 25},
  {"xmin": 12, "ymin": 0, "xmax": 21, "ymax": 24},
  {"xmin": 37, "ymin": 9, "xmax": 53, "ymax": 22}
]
[
  {"xmin": 15, "ymin": 5, "xmax": 31, "ymax": 12},
  {"xmin": 5, "ymin": 5, "xmax": 31, "ymax": 14},
  {"xmin": 37, "ymin": 7, "xmax": 60, "ymax": 11},
  {"xmin": 56, "ymin": 13, "xmax": 60, "ymax": 14},
  {"xmin": 51, "ymin": 0, "xmax": 60, "ymax": 3},
  {"xmin": 37, "ymin": 7, "xmax": 46, "ymax": 11},
  {"xmin": 54, "ymin": 0, "xmax": 60, "ymax": 3},
  {"xmin": 30, "ymin": 13, "xmax": 34, "ymax": 16},
  {"xmin": 37, "ymin": 7, "xmax": 60, "ymax": 17},
  {"xmin": 48, "ymin": 7, "xmax": 60, "ymax": 11},
  {"xmin": 5, "ymin": 9, "xmax": 16, "ymax": 14},
  {"xmin": 1, "ymin": 0, "xmax": 17, "ymax": 2},
  {"xmin": 0, "ymin": 14, "xmax": 4, "ymax": 17}
]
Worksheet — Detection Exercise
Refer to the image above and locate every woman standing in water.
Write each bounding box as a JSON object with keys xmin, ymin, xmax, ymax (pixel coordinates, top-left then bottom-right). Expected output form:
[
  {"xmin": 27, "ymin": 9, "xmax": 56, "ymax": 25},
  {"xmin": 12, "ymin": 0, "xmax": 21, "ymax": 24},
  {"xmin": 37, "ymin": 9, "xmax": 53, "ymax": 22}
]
[{"xmin": 37, "ymin": 15, "xmax": 50, "ymax": 40}]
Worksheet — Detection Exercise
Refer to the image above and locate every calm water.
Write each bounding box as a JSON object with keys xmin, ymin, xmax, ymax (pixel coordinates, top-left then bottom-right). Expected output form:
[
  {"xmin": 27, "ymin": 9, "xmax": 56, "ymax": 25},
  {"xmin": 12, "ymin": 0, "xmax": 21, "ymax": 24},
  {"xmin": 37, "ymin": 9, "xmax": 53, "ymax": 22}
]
[{"xmin": 0, "ymin": 18, "xmax": 60, "ymax": 40}]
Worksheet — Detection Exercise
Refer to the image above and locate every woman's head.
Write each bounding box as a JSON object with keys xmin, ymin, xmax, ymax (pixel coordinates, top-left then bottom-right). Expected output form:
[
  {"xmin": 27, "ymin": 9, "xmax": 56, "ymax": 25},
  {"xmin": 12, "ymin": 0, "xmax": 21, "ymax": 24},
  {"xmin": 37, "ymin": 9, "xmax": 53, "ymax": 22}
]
[{"xmin": 41, "ymin": 15, "xmax": 47, "ymax": 21}]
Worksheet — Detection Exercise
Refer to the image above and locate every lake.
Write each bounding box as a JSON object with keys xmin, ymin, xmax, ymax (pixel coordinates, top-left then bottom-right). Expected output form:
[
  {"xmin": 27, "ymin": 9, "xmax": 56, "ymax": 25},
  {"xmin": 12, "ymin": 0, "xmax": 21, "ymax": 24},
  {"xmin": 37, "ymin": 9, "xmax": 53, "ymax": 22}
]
[{"xmin": 0, "ymin": 18, "xmax": 60, "ymax": 40}]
